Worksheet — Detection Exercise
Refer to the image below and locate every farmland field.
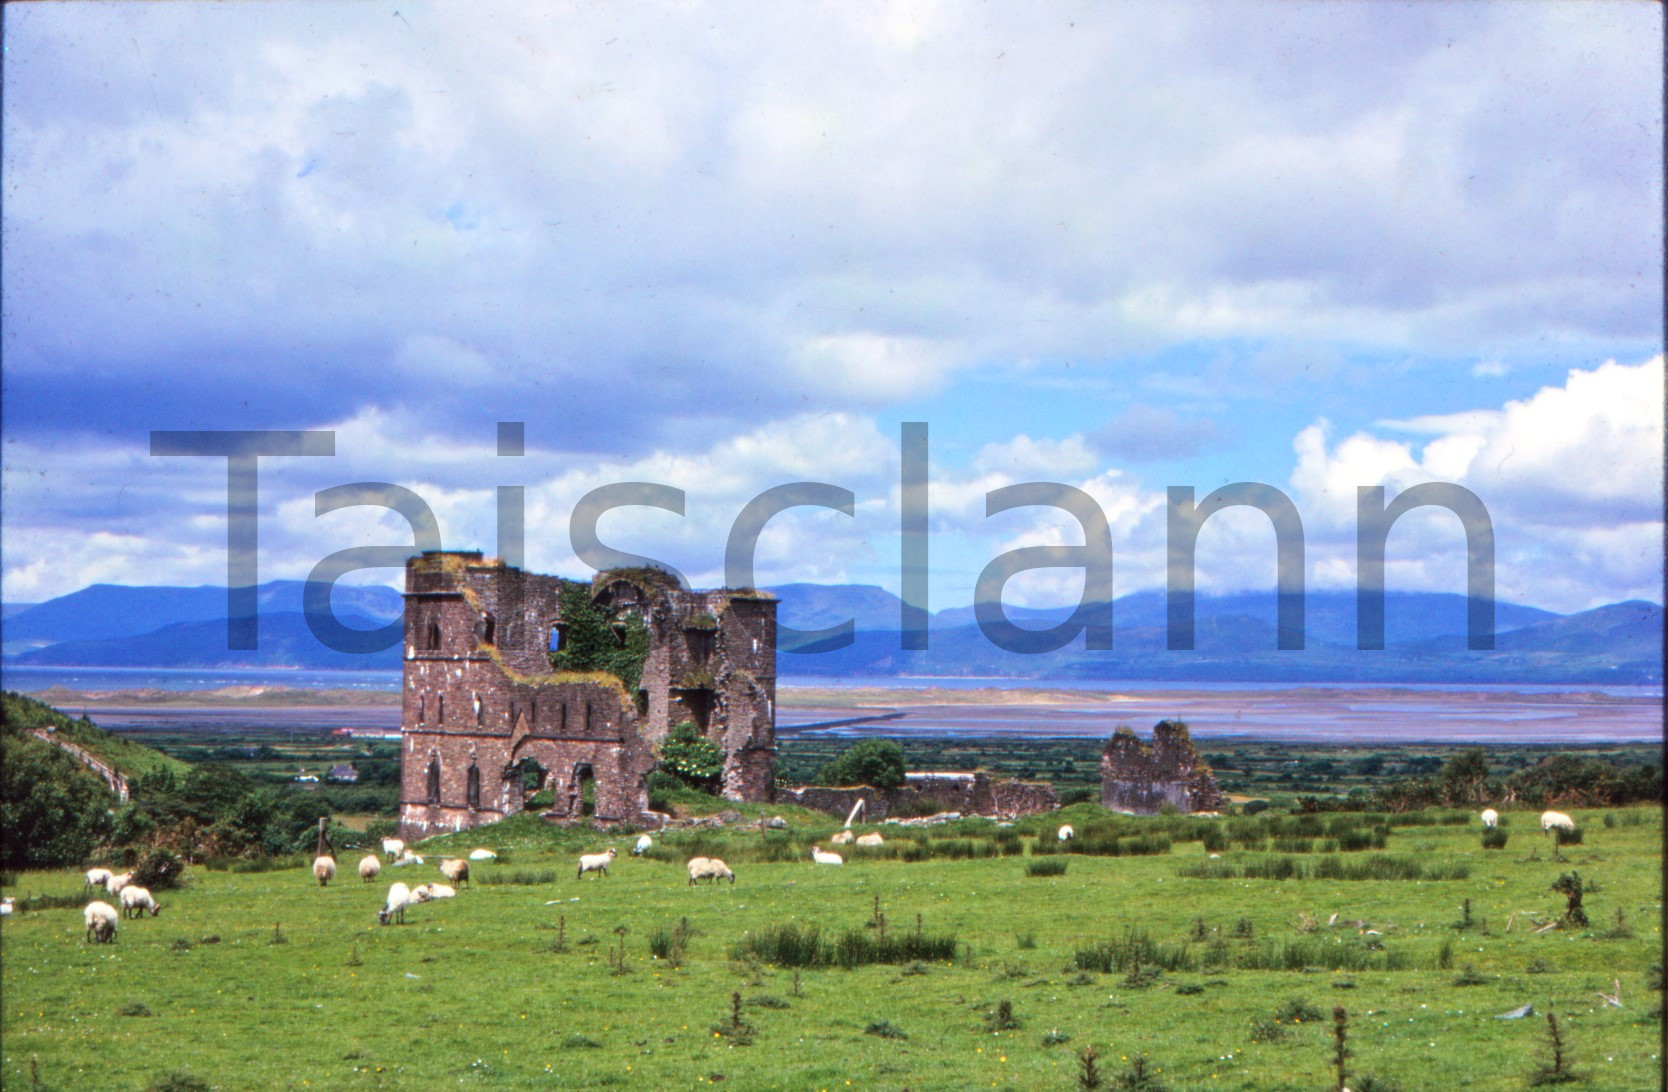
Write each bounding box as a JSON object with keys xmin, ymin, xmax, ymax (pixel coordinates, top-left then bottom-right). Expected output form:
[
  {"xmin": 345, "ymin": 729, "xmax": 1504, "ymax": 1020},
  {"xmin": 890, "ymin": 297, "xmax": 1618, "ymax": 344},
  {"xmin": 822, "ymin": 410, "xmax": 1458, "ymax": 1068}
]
[{"xmin": 2, "ymin": 805, "xmax": 1660, "ymax": 1090}]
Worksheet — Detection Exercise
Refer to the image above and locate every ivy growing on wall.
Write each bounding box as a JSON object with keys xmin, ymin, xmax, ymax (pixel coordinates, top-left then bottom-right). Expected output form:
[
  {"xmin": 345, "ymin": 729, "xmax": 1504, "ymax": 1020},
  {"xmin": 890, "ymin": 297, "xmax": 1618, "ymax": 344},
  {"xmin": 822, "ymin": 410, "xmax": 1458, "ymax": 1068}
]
[{"xmin": 548, "ymin": 580, "xmax": 651, "ymax": 694}]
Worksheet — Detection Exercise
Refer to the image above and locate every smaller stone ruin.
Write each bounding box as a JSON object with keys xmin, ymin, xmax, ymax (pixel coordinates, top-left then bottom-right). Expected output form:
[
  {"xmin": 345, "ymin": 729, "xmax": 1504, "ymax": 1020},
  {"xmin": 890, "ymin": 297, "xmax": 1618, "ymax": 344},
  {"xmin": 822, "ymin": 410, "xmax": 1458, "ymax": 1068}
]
[{"xmin": 1099, "ymin": 720, "xmax": 1223, "ymax": 814}]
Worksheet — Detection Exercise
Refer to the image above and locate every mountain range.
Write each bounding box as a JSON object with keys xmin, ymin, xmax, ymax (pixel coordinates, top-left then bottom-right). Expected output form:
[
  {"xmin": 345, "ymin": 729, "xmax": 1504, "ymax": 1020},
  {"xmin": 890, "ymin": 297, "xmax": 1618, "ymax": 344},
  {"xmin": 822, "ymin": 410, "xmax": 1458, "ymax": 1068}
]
[{"xmin": 1, "ymin": 579, "xmax": 1659, "ymax": 684}]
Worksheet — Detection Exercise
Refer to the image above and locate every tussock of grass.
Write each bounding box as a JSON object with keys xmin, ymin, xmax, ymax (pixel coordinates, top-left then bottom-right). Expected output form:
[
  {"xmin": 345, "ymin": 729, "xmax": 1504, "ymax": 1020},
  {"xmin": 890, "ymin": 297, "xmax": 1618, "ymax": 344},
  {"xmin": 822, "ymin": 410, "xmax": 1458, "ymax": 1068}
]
[
  {"xmin": 732, "ymin": 921, "xmax": 959, "ymax": 969},
  {"xmin": 1177, "ymin": 854, "xmax": 1469, "ymax": 882}
]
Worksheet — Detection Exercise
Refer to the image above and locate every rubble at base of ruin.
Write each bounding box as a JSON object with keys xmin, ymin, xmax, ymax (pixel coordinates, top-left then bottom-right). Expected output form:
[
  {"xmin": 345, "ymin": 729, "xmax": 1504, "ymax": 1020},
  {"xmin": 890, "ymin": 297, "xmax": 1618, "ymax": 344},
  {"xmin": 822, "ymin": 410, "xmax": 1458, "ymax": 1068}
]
[{"xmin": 1099, "ymin": 720, "xmax": 1224, "ymax": 815}]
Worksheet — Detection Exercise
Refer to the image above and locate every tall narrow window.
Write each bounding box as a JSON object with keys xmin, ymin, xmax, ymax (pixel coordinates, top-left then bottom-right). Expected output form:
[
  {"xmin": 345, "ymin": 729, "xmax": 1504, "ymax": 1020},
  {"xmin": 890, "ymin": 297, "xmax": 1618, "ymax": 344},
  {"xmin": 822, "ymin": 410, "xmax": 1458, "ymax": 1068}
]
[
  {"xmin": 466, "ymin": 765, "xmax": 481, "ymax": 810},
  {"xmin": 425, "ymin": 758, "xmax": 441, "ymax": 804},
  {"xmin": 427, "ymin": 620, "xmax": 442, "ymax": 650},
  {"xmin": 417, "ymin": 694, "xmax": 426, "ymax": 724},
  {"xmin": 481, "ymin": 614, "xmax": 496, "ymax": 646},
  {"xmin": 437, "ymin": 694, "xmax": 445, "ymax": 724}
]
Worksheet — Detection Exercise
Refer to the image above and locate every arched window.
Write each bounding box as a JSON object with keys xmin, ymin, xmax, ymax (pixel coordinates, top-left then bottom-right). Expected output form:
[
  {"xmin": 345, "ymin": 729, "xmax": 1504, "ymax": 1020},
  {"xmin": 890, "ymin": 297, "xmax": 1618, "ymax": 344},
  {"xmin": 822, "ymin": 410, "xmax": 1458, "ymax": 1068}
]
[
  {"xmin": 417, "ymin": 693, "xmax": 426, "ymax": 724},
  {"xmin": 480, "ymin": 614, "xmax": 496, "ymax": 646},
  {"xmin": 425, "ymin": 758, "xmax": 441, "ymax": 804},
  {"xmin": 466, "ymin": 765, "xmax": 481, "ymax": 810},
  {"xmin": 427, "ymin": 620, "xmax": 442, "ymax": 650},
  {"xmin": 437, "ymin": 694, "xmax": 444, "ymax": 724}
]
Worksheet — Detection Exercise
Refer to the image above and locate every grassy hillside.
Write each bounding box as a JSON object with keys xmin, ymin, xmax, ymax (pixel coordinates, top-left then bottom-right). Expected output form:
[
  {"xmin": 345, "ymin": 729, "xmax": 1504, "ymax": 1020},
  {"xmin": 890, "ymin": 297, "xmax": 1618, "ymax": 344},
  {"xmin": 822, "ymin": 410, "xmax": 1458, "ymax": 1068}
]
[
  {"xmin": 2, "ymin": 690, "xmax": 190, "ymax": 782},
  {"xmin": 1, "ymin": 804, "xmax": 1659, "ymax": 1090}
]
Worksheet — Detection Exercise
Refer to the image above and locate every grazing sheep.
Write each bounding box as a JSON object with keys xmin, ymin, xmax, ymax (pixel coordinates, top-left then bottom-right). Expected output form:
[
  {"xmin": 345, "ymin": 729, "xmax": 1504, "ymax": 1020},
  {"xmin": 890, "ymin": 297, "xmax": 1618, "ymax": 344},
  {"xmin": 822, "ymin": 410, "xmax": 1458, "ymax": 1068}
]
[
  {"xmin": 1541, "ymin": 810, "xmax": 1576, "ymax": 833},
  {"xmin": 1480, "ymin": 808, "xmax": 1499, "ymax": 829},
  {"xmin": 438, "ymin": 858, "xmax": 470, "ymax": 888},
  {"xmin": 855, "ymin": 833, "xmax": 884, "ymax": 847},
  {"xmin": 631, "ymin": 834, "xmax": 654, "ymax": 856},
  {"xmin": 313, "ymin": 856, "xmax": 337, "ymax": 886},
  {"xmin": 1058, "ymin": 825, "xmax": 1075, "ymax": 842},
  {"xmin": 106, "ymin": 872, "xmax": 134, "ymax": 897},
  {"xmin": 687, "ymin": 857, "xmax": 735, "ymax": 885},
  {"xmin": 358, "ymin": 855, "xmax": 382, "ymax": 883},
  {"xmin": 84, "ymin": 867, "xmax": 113, "ymax": 892},
  {"xmin": 84, "ymin": 901, "xmax": 119, "ymax": 943},
  {"xmin": 393, "ymin": 851, "xmax": 425, "ymax": 867},
  {"xmin": 119, "ymin": 886, "xmax": 161, "ymax": 919},
  {"xmin": 1, "ymin": 896, "xmax": 13, "ymax": 917},
  {"xmin": 830, "ymin": 829, "xmax": 854, "ymax": 845},
  {"xmin": 810, "ymin": 846, "xmax": 843, "ymax": 866},
  {"xmin": 412, "ymin": 882, "xmax": 455, "ymax": 902},
  {"xmin": 377, "ymin": 882, "xmax": 413, "ymax": 925},
  {"xmin": 381, "ymin": 837, "xmax": 406, "ymax": 861},
  {"xmin": 577, "ymin": 849, "xmax": 618, "ymax": 879},
  {"xmin": 468, "ymin": 848, "xmax": 497, "ymax": 861}
]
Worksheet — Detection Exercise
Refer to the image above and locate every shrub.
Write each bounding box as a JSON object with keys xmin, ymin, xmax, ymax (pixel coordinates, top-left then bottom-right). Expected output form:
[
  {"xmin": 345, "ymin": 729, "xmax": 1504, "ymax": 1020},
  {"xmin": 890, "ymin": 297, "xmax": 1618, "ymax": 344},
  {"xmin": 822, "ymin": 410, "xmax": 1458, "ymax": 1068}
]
[
  {"xmin": 1553, "ymin": 825, "xmax": 1583, "ymax": 847},
  {"xmin": 815, "ymin": 739, "xmax": 906, "ymax": 790},
  {"xmin": 132, "ymin": 848, "xmax": 186, "ymax": 891},
  {"xmin": 658, "ymin": 722, "xmax": 723, "ymax": 790},
  {"xmin": 1274, "ymin": 997, "xmax": 1324, "ymax": 1023},
  {"xmin": 1481, "ymin": 827, "xmax": 1509, "ymax": 850},
  {"xmin": 1026, "ymin": 857, "xmax": 1068, "ymax": 877}
]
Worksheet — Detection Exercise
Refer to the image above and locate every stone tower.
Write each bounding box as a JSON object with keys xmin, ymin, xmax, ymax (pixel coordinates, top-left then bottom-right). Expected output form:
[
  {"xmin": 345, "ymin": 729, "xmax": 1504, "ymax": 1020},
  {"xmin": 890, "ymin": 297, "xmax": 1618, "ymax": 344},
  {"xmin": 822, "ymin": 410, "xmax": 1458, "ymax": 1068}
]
[
  {"xmin": 1099, "ymin": 720, "xmax": 1224, "ymax": 814},
  {"xmin": 398, "ymin": 551, "xmax": 777, "ymax": 837}
]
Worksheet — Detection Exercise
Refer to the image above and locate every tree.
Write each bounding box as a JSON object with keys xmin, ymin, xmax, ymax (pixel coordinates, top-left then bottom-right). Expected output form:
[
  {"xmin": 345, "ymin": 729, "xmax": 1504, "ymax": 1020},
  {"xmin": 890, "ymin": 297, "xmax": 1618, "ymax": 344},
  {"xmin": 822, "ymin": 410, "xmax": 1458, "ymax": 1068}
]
[
  {"xmin": 816, "ymin": 739, "xmax": 907, "ymax": 790},
  {"xmin": 0, "ymin": 732, "xmax": 113, "ymax": 869},
  {"xmin": 1439, "ymin": 748, "xmax": 1491, "ymax": 805}
]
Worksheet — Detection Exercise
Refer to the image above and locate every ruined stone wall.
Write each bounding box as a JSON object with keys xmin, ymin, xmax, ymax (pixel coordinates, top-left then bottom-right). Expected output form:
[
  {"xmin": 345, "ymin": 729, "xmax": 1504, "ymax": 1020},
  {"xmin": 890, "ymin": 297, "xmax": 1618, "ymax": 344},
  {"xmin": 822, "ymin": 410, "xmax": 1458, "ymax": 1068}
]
[
  {"xmin": 397, "ymin": 552, "xmax": 776, "ymax": 838},
  {"xmin": 779, "ymin": 773, "xmax": 1058, "ymax": 822},
  {"xmin": 1099, "ymin": 721, "xmax": 1224, "ymax": 814}
]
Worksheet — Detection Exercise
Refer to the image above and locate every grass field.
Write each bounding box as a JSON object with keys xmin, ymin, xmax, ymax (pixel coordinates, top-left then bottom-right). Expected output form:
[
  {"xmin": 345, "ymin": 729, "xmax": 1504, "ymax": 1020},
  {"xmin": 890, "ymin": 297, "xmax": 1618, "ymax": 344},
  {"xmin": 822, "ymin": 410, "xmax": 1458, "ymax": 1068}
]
[{"xmin": 2, "ymin": 805, "xmax": 1660, "ymax": 1091}]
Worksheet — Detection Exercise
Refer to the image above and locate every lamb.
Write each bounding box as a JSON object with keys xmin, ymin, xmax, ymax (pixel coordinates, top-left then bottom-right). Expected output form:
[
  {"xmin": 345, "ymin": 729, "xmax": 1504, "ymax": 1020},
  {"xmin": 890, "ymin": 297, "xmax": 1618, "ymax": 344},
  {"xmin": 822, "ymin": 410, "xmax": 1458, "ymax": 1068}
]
[
  {"xmin": 377, "ymin": 882, "xmax": 413, "ymax": 925},
  {"xmin": 1541, "ymin": 810, "xmax": 1576, "ymax": 833},
  {"xmin": 119, "ymin": 886, "xmax": 161, "ymax": 919},
  {"xmin": 84, "ymin": 867, "xmax": 113, "ymax": 892},
  {"xmin": 106, "ymin": 872, "xmax": 134, "ymax": 897},
  {"xmin": 381, "ymin": 837, "xmax": 406, "ymax": 861},
  {"xmin": 830, "ymin": 830, "xmax": 854, "ymax": 845},
  {"xmin": 314, "ymin": 856, "xmax": 337, "ymax": 886},
  {"xmin": 468, "ymin": 848, "xmax": 497, "ymax": 861},
  {"xmin": 412, "ymin": 882, "xmax": 455, "ymax": 902},
  {"xmin": 631, "ymin": 834, "xmax": 654, "ymax": 856},
  {"xmin": 438, "ymin": 858, "xmax": 471, "ymax": 888},
  {"xmin": 1058, "ymin": 825, "xmax": 1075, "ymax": 842},
  {"xmin": 1480, "ymin": 808, "xmax": 1499, "ymax": 829},
  {"xmin": 358, "ymin": 855, "xmax": 382, "ymax": 883},
  {"xmin": 855, "ymin": 833, "xmax": 884, "ymax": 847},
  {"xmin": 810, "ymin": 846, "xmax": 843, "ymax": 866},
  {"xmin": 687, "ymin": 857, "xmax": 736, "ymax": 885},
  {"xmin": 393, "ymin": 851, "xmax": 425, "ymax": 867},
  {"xmin": 84, "ymin": 901, "xmax": 119, "ymax": 943},
  {"xmin": 577, "ymin": 848, "xmax": 618, "ymax": 879}
]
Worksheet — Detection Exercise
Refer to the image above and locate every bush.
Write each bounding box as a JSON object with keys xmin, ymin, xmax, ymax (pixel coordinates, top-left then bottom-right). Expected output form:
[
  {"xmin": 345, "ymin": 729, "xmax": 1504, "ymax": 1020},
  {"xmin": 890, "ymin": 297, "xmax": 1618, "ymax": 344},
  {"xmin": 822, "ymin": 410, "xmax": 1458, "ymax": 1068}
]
[
  {"xmin": 658, "ymin": 722, "xmax": 723, "ymax": 789},
  {"xmin": 132, "ymin": 847, "xmax": 186, "ymax": 891},
  {"xmin": 1481, "ymin": 827, "xmax": 1509, "ymax": 850},
  {"xmin": 1026, "ymin": 858, "xmax": 1068, "ymax": 877},
  {"xmin": 0, "ymin": 730, "xmax": 114, "ymax": 869},
  {"xmin": 1553, "ymin": 825, "xmax": 1583, "ymax": 847}
]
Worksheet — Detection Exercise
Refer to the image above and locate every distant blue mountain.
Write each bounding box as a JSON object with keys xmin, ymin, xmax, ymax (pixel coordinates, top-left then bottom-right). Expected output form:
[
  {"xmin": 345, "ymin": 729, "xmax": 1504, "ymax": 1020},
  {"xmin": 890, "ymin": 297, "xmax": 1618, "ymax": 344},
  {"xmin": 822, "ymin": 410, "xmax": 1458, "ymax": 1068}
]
[
  {"xmin": 2, "ymin": 580, "xmax": 403, "ymax": 652},
  {"xmin": 2, "ymin": 579, "xmax": 1657, "ymax": 684}
]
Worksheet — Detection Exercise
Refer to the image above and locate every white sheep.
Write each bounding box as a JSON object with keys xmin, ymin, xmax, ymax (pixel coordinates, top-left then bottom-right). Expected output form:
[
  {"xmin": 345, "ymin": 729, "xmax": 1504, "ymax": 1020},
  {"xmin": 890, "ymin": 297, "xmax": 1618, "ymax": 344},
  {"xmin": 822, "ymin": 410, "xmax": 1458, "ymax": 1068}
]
[
  {"xmin": 855, "ymin": 833, "xmax": 884, "ymax": 847},
  {"xmin": 313, "ymin": 856, "xmax": 337, "ymax": 887},
  {"xmin": 1, "ymin": 896, "xmax": 13, "ymax": 917},
  {"xmin": 381, "ymin": 837, "xmax": 406, "ymax": 861},
  {"xmin": 1058, "ymin": 825, "xmax": 1075, "ymax": 842},
  {"xmin": 393, "ymin": 851, "xmax": 425, "ymax": 867},
  {"xmin": 1541, "ymin": 810, "xmax": 1576, "ymax": 833},
  {"xmin": 631, "ymin": 834, "xmax": 654, "ymax": 856},
  {"xmin": 577, "ymin": 849, "xmax": 617, "ymax": 879},
  {"xmin": 106, "ymin": 872, "xmax": 134, "ymax": 897},
  {"xmin": 412, "ymin": 882, "xmax": 455, "ymax": 902},
  {"xmin": 1480, "ymin": 808, "xmax": 1499, "ymax": 829},
  {"xmin": 687, "ymin": 857, "xmax": 736, "ymax": 885},
  {"xmin": 378, "ymin": 882, "xmax": 413, "ymax": 925},
  {"xmin": 84, "ymin": 867, "xmax": 113, "ymax": 892},
  {"xmin": 810, "ymin": 846, "xmax": 843, "ymax": 866},
  {"xmin": 358, "ymin": 855, "xmax": 382, "ymax": 883},
  {"xmin": 830, "ymin": 829, "xmax": 854, "ymax": 845},
  {"xmin": 119, "ymin": 886, "xmax": 161, "ymax": 919},
  {"xmin": 468, "ymin": 848, "xmax": 497, "ymax": 861},
  {"xmin": 439, "ymin": 858, "xmax": 470, "ymax": 888},
  {"xmin": 84, "ymin": 901, "xmax": 119, "ymax": 943}
]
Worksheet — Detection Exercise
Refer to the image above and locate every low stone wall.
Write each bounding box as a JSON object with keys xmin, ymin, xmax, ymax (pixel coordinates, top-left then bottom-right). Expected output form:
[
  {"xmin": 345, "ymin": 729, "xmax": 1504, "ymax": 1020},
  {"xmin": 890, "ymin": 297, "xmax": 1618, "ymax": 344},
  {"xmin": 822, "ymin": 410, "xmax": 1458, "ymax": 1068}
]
[{"xmin": 780, "ymin": 773, "xmax": 1058, "ymax": 822}]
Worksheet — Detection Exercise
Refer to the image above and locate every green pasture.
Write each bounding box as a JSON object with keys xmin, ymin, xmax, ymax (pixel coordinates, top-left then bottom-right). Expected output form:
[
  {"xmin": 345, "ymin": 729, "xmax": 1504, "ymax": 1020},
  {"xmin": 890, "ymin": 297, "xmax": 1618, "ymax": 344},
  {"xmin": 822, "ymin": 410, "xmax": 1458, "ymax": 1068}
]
[{"xmin": 2, "ymin": 806, "xmax": 1660, "ymax": 1091}]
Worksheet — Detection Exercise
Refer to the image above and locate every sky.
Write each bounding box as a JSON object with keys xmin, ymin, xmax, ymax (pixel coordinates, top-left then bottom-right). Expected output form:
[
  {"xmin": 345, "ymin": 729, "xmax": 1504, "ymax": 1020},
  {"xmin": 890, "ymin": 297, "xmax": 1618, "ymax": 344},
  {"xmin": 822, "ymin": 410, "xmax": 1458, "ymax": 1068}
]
[{"xmin": 2, "ymin": 1, "xmax": 1662, "ymax": 618}]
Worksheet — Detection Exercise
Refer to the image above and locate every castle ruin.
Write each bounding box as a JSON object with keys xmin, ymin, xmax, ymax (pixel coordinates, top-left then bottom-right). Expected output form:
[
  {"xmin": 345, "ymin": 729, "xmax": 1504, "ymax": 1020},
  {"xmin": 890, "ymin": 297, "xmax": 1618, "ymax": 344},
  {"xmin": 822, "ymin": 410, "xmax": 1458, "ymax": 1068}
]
[
  {"xmin": 398, "ymin": 551, "xmax": 776, "ymax": 837},
  {"xmin": 1099, "ymin": 720, "xmax": 1224, "ymax": 814}
]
